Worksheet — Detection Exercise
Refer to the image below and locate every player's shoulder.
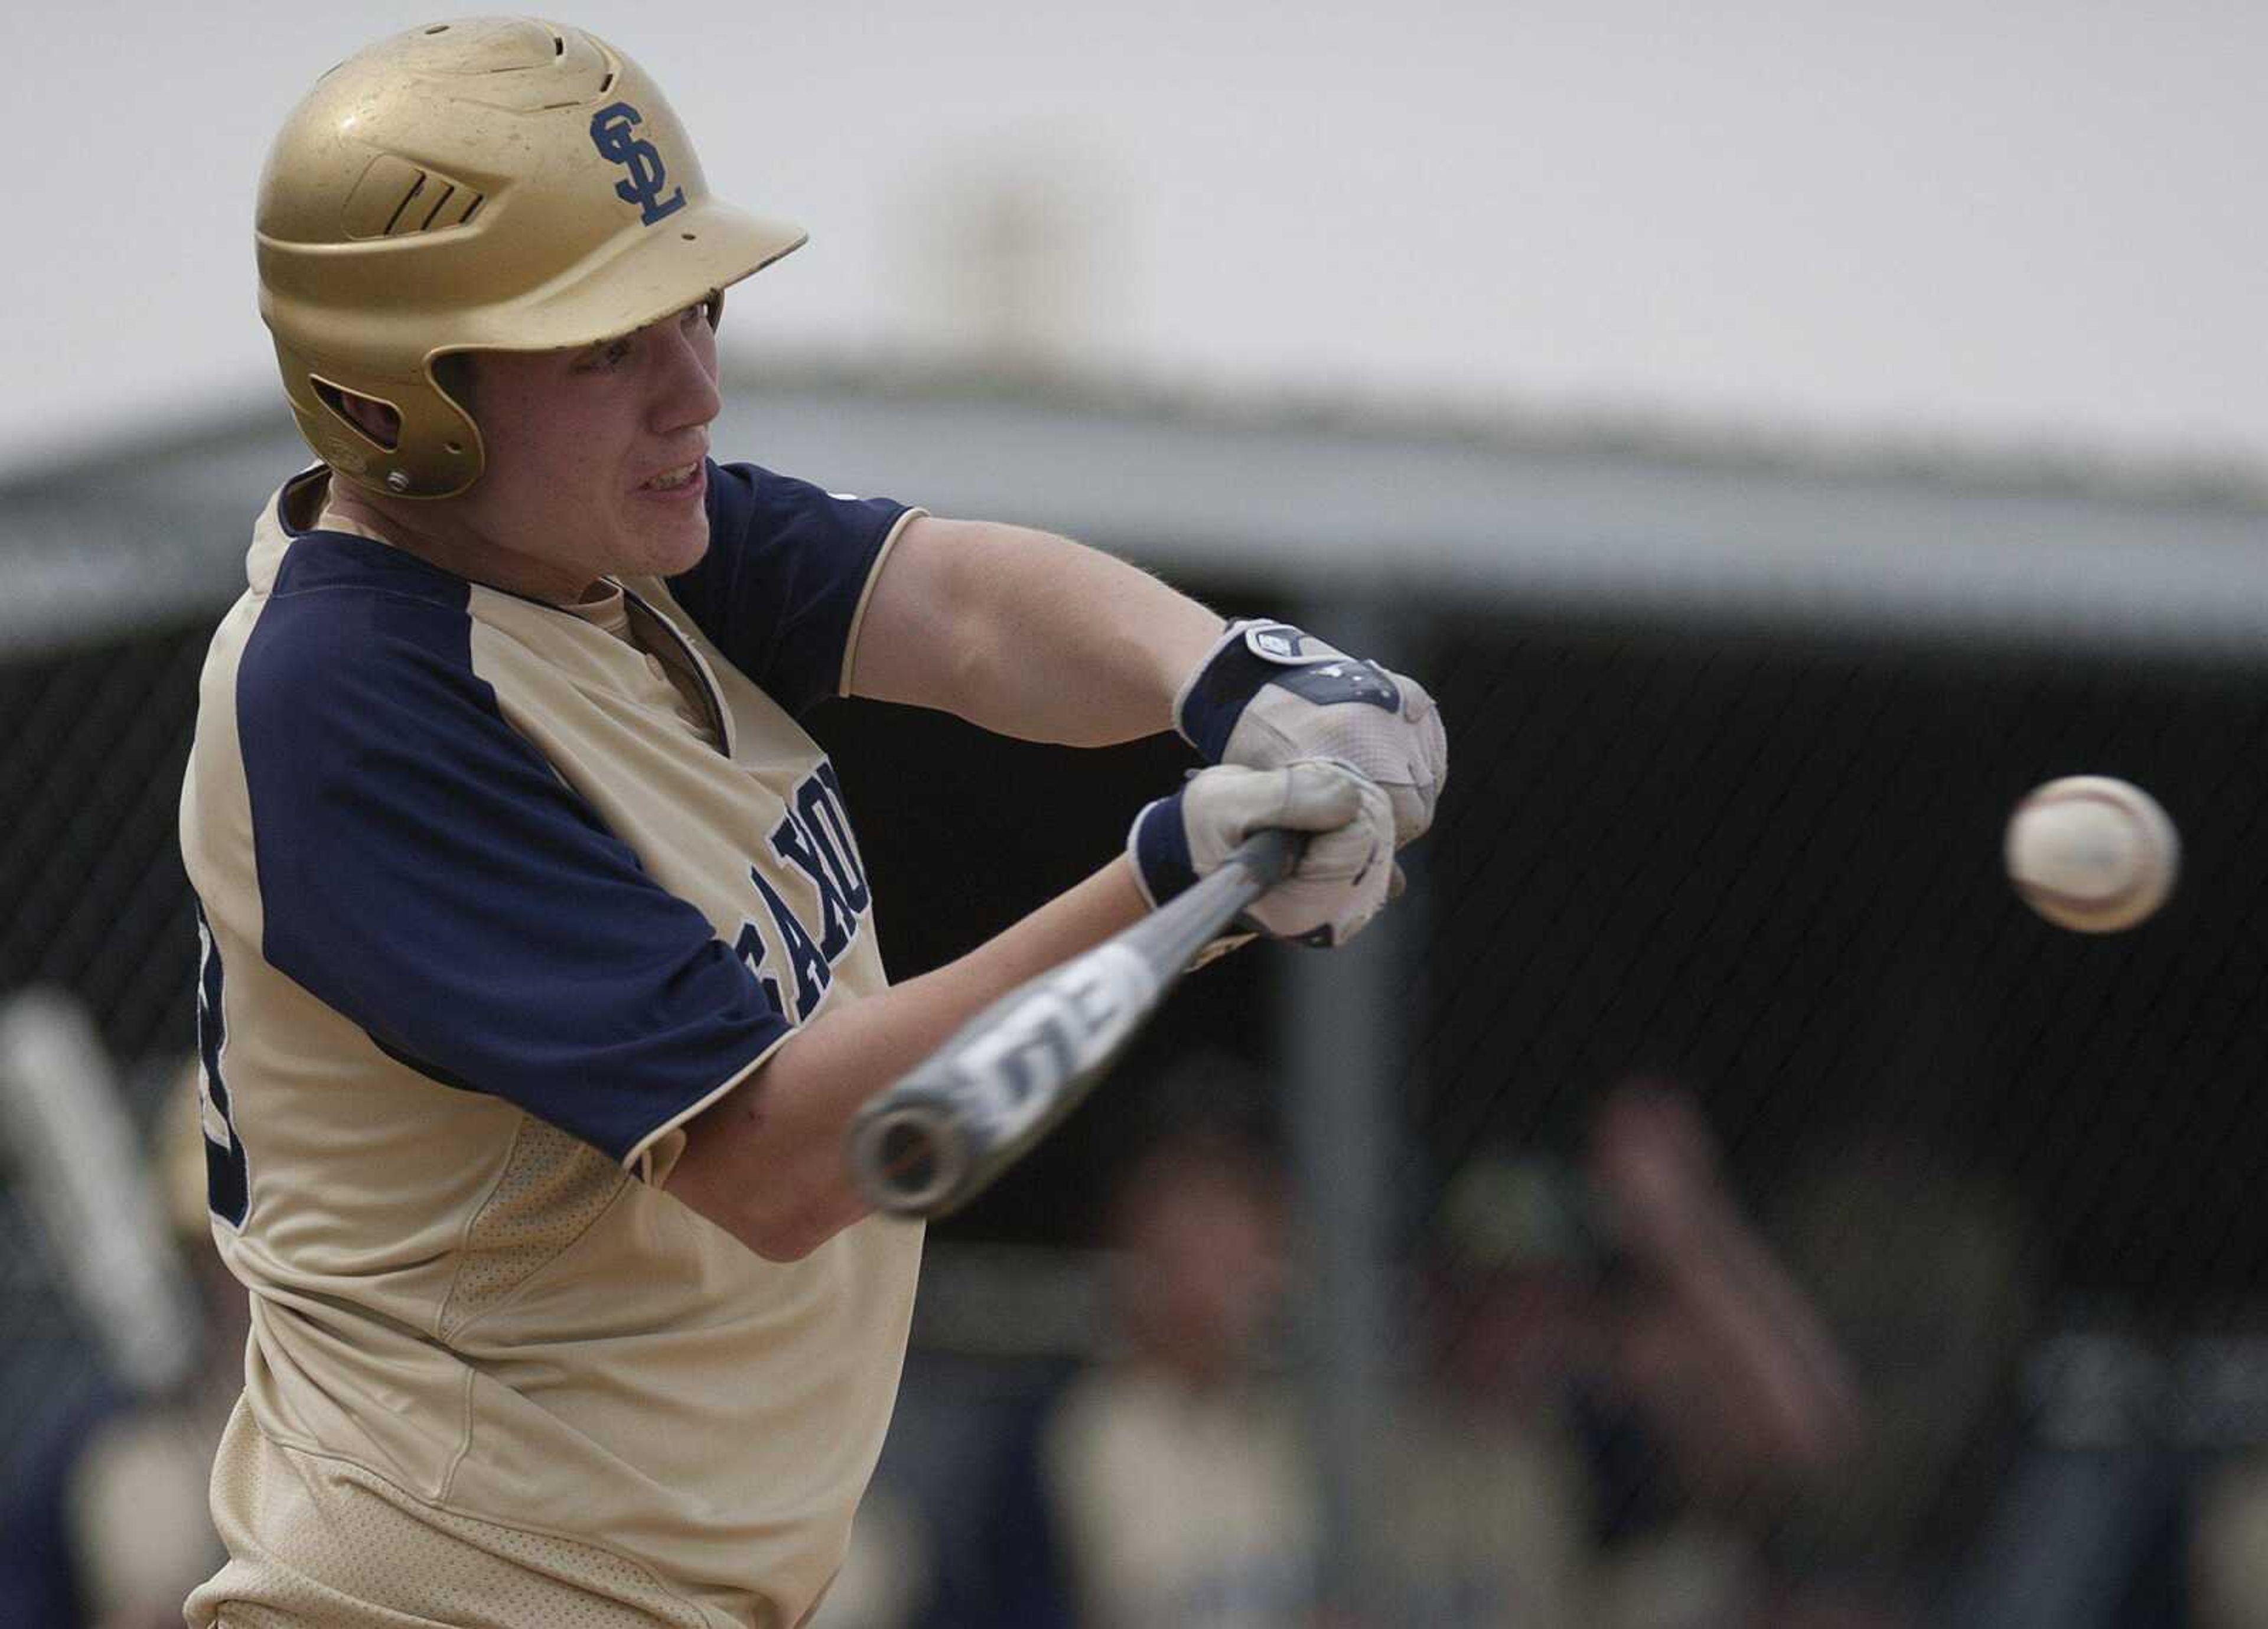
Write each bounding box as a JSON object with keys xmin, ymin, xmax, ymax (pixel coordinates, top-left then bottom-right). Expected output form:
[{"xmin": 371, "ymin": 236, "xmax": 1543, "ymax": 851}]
[
  {"xmin": 249, "ymin": 529, "xmax": 469, "ymax": 660},
  {"xmin": 703, "ymin": 456, "xmax": 848, "ymax": 533},
  {"xmin": 233, "ymin": 526, "xmax": 491, "ymax": 749},
  {"xmin": 699, "ymin": 460, "xmax": 906, "ymax": 551},
  {"xmin": 704, "ymin": 458, "xmax": 826, "ymax": 520}
]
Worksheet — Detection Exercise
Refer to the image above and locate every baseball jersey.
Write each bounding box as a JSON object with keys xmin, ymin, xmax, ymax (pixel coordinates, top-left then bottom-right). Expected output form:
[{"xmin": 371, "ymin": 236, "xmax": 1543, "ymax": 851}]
[{"xmin": 178, "ymin": 461, "xmax": 927, "ymax": 1629}]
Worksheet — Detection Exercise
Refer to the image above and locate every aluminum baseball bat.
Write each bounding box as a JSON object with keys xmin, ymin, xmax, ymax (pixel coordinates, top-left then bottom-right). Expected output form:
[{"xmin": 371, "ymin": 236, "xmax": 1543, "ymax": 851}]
[{"xmin": 847, "ymin": 828, "xmax": 1298, "ymax": 1219}]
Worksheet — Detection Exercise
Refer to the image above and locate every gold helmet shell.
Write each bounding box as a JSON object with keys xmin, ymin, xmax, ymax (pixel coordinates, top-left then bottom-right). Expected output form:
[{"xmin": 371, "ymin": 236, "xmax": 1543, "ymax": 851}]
[{"xmin": 256, "ymin": 17, "xmax": 806, "ymax": 499}]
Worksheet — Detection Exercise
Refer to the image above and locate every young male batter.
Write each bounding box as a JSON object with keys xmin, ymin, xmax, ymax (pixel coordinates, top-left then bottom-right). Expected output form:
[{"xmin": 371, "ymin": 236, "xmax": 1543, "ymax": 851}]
[{"xmin": 181, "ymin": 18, "xmax": 1445, "ymax": 1627}]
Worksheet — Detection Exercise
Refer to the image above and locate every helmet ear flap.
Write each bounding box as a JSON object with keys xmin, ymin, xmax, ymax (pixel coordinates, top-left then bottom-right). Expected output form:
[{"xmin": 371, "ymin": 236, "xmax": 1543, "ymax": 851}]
[
  {"xmin": 376, "ymin": 369, "xmax": 483, "ymax": 497},
  {"xmin": 272, "ymin": 334, "xmax": 484, "ymax": 499},
  {"xmin": 431, "ymin": 354, "xmax": 478, "ymax": 419}
]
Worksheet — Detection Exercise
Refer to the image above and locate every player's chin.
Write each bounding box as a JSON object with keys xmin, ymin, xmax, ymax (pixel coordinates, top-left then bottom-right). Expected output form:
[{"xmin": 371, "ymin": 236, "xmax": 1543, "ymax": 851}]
[{"xmin": 625, "ymin": 501, "xmax": 712, "ymax": 578}]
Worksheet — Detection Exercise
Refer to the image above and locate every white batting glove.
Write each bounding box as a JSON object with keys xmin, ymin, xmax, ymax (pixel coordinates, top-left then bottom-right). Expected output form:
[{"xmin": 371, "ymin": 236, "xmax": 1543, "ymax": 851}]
[
  {"xmin": 1175, "ymin": 620, "xmax": 1448, "ymax": 849},
  {"xmin": 1128, "ymin": 760, "xmax": 1395, "ymax": 947}
]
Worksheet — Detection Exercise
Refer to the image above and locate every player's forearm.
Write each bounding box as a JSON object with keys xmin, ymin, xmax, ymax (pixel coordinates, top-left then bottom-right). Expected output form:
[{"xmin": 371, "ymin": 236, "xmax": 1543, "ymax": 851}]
[
  {"xmin": 663, "ymin": 858, "xmax": 1152, "ymax": 1259},
  {"xmin": 850, "ymin": 517, "xmax": 1222, "ymax": 745}
]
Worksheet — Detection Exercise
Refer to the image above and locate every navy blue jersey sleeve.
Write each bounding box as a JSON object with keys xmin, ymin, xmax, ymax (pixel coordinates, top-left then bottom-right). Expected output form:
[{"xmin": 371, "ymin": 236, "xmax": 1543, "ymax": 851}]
[
  {"xmin": 237, "ymin": 534, "xmax": 788, "ymax": 1164},
  {"xmin": 666, "ymin": 460, "xmax": 914, "ymax": 716}
]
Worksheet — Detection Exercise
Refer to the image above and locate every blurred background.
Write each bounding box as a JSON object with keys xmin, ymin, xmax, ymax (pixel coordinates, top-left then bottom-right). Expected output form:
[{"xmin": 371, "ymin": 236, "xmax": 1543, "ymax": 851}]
[{"xmin": 5, "ymin": 2, "xmax": 2266, "ymax": 1626}]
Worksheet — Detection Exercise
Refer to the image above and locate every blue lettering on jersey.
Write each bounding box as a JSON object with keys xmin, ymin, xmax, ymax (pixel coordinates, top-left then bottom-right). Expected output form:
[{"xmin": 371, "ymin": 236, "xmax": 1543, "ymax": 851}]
[
  {"xmin": 734, "ymin": 766, "xmax": 872, "ymax": 1024},
  {"xmin": 730, "ymin": 919, "xmax": 787, "ymax": 1021},
  {"xmin": 748, "ymin": 866, "xmax": 830, "ymax": 1022},
  {"xmin": 804, "ymin": 765, "xmax": 871, "ymax": 911},
  {"xmin": 770, "ymin": 813, "xmax": 855, "ymax": 960}
]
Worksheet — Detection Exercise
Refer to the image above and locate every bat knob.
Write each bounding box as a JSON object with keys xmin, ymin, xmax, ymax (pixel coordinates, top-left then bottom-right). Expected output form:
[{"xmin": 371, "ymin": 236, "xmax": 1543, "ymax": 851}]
[{"xmin": 849, "ymin": 1099, "xmax": 971, "ymax": 1218}]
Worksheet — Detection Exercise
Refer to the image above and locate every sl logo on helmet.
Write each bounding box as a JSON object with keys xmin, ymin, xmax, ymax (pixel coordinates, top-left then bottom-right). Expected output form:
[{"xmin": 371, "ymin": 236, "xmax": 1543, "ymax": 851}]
[{"xmin": 589, "ymin": 102, "xmax": 686, "ymax": 227}]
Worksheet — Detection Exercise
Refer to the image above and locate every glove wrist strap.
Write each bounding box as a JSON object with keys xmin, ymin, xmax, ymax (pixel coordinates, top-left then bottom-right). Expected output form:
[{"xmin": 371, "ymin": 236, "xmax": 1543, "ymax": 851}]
[
  {"xmin": 1127, "ymin": 792, "xmax": 1197, "ymax": 908},
  {"xmin": 1175, "ymin": 618, "xmax": 1305, "ymax": 762}
]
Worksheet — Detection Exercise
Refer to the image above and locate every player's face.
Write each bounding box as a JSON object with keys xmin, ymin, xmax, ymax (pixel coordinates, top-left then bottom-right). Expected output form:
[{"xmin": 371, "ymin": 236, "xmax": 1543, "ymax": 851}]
[{"xmin": 455, "ymin": 302, "xmax": 723, "ymax": 595}]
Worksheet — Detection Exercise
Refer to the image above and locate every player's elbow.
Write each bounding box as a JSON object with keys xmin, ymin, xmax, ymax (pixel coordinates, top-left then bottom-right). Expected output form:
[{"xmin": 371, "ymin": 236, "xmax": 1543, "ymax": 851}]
[
  {"xmin": 660, "ymin": 1039, "xmax": 889, "ymax": 1259},
  {"xmin": 670, "ymin": 1176, "xmax": 846, "ymax": 1262},
  {"xmin": 663, "ymin": 1137, "xmax": 861, "ymax": 1263},
  {"xmin": 733, "ymin": 1193, "xmax": 849, "ymax": 1263}
]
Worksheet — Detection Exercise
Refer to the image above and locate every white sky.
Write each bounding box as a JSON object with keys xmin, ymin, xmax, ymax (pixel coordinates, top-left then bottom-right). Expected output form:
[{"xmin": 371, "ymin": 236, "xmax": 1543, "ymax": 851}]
[{"xmin": 10, "ymin": 0, "xmax": 2264, "ymax": 475}]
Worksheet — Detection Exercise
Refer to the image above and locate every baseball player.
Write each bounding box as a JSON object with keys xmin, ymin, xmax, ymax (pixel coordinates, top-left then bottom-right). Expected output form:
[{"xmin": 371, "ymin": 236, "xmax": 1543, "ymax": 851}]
[{"xmin": 179, "ymin": 18, "xmax": 1446, "ymax": 1629}]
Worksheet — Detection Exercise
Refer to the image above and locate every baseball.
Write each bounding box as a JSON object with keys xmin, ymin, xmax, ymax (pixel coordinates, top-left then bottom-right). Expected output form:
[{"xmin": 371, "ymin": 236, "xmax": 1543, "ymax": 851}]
[{"xmin": 2003, "ymin": 776, "xmax": 2179, "ymax": 933}]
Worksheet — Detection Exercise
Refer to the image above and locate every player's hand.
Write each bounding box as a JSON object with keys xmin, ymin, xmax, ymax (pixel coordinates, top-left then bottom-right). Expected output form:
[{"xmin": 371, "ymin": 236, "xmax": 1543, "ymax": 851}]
[
  {"xmin": 1175, "ymin": 620, "xmax": 1447, "ymax": 849},
  {"xmin": 1128, "ymin": 759, "xmax": 1394, "ymax": 946}
]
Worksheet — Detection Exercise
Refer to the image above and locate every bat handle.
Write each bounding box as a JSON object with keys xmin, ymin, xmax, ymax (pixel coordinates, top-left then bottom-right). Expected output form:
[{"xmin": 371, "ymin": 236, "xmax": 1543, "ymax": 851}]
[
  {"xmin": 1230, "ymin": 825, "xmax": 1301, "ymax": 888},
  {"xmin": 1117, "ymin": 825, "xmax": 1300, "ymax": 972}
]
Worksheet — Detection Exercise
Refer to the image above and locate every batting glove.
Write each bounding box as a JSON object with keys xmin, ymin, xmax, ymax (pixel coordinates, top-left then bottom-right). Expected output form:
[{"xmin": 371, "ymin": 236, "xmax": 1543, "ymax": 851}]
[
  {"xmin": 1174, "ymin": 620, "xmax": 1447, "ymax": 850},
  {"xmin": 1128, "ymin": 760, "xmax": 1394, "ymax": 947}
]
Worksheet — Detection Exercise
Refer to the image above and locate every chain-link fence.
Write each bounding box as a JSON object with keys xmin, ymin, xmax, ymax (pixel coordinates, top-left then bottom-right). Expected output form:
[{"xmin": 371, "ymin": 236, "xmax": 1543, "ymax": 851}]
[
  {"xmin": 1418, "ymin": 614, "xmax": 2268, "ymax": 1311},
  {"xmin": 4, "ymin": 406, "xmax": 2266, "ymax": 1627},
  {"xmin": 1399, "ymin": 614, "xmax": 2268, "ymax": 1623},
  {"xmin": 0, "ymin": 618, "xmax": 212, "ymax": 1459}
]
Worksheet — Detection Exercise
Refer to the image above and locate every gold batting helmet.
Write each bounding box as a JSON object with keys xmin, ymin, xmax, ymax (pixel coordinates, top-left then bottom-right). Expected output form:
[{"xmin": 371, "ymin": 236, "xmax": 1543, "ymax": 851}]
[{"xmin": 256, "ymin": 17, "xmax": 806, "ymax": 499}]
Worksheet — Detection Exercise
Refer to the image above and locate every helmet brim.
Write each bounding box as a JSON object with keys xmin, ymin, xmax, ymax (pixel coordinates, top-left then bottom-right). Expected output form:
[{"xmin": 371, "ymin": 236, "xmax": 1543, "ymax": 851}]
[{"xmin": 436, "ymin": 195, "xmax": 807, "ymax": 361}]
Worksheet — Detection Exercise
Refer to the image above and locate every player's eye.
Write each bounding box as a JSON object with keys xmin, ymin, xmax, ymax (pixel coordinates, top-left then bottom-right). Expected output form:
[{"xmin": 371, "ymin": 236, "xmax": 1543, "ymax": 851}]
[{"xmin": 574, "ymin": 337, "xmax": 636, "ymax": 373}]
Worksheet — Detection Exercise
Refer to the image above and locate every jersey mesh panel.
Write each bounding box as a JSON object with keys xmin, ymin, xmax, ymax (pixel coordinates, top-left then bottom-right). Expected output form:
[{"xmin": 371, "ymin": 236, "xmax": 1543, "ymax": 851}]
[
  {"xmin": 438, "ymin": 1118, "xmax": 629, "ymax": 1341},
  {"xmin": 208, "ymin": 1423, "xmax": 714, "ymax": 1628}
]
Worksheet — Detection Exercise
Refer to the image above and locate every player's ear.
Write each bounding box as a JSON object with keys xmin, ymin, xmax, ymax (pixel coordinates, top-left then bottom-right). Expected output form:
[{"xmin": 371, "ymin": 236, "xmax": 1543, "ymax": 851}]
[{"xmin": 311, "ymin": 382, "xmax": 405, "ymax": 451}]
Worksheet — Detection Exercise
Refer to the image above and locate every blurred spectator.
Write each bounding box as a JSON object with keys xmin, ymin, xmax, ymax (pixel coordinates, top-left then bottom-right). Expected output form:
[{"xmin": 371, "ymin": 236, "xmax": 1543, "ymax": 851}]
[
  {"xmin": 1368, "ymin": 1266, "xmax": 1591, "ymax": 1628},
  {"xmin": 810, "ymin": 1478, "xmax": 936, "ymax": 1629},
  {"xmin": 2194, "ymin": 1457, "xmax": 2268, "ymax": 1629},
  {"xmin": 1045, "ymin": 1108, "xmax": 1305, "ymax": 1627},
  {"xmin": 1400, "ymin": 1079, "xmax": 1869, "ymax": 1629},
  {"xmin": 0, "ymin": 1067, "xmax": 246, "ymax": 1629},
  {"xmin": 1769, "ymin": 1128, "xmax": 2037, "ymax": 1617},
  {"xmin": 968, "ymin": 1068, "xmax": 1871, "ymax": 1629},
  {"xmin": 973, "ymin": 1062, "xmax": 1309, "ymax": 1629}
]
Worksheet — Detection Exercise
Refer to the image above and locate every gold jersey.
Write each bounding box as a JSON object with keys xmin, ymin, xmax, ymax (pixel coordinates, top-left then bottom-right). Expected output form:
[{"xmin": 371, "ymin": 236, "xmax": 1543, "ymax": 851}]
[{"xmin": 178, "ymin": 464, "xmax": 927, "ymax": 1628}]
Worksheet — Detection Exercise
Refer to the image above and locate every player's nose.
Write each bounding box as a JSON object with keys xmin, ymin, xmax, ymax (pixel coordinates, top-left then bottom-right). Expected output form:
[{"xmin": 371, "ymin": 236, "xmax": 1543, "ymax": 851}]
[{"xmin": 648, "ymin": 318, "xmax": 722, "ymax": 438}]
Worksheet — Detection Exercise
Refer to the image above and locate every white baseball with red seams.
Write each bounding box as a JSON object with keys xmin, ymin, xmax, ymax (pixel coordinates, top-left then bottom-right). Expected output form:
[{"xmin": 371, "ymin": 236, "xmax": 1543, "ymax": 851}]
[{"xmin": 2004, "ymin": 776, "xmax": 2180, "ymax": 933}]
